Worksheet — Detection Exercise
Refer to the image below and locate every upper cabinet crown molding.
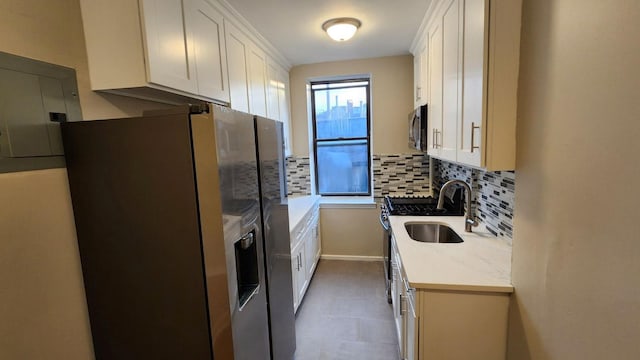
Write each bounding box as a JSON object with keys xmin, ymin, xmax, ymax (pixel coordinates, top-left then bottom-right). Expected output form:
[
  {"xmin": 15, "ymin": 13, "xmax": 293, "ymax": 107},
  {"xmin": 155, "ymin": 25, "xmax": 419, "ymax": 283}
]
[
  {"xmin": 410, "ymin": 0, "xmax": 445, "ymax": 54},
  {"xmin": 213, "ymin": 0, "xmax": 292, "ymax": 71}
]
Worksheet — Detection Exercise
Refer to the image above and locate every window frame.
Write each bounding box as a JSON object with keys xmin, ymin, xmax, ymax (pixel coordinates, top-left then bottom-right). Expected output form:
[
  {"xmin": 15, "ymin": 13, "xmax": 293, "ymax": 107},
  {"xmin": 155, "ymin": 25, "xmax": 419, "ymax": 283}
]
[{"xmin": 310, "ymin": 78, "xmax": 372, "ymax": 196}]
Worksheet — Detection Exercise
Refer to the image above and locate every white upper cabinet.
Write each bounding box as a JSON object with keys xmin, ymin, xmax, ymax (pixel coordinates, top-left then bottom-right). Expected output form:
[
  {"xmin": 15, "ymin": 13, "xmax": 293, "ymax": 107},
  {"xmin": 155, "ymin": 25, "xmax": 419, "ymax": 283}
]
[
  {"xmin": 79, "ymin": 0, "xmax": 230, "ymax": 104},
  {"xmin": 224, "ymin": 20, "xmax": 251, "ymax": 113},
  {"xmin": 266, "ymin": 60, "xmax": 280, "ymax": 120},
  {"xmin": 266, "ymin": 57, "xmax": 292, "ymax": 156},
  {"xmin": 414, "ymin": 0, "xmax": 522, "ymax": 170},
  {"xmin": 224, "ymin": 20, "xmax": 291, "ymax": 126},
  {"xmin": 79, "ymin": 0, "xmax": 290, "ymax": 108},
  {"xmin": 427, "ymin": 20, "xmax": 443, "ymax": 158},
  {"xmin": 457, "ymin": 0, "xmax": 486, "ymax": 167},
  {"xmin": 278, "ymin": 69, "xmax": 292, "ymax": 157},
  {"xmin": 184, "ymin": 0, "xmax": 230, "ymax": 102},
  {"xmin": 247, "ymin": 45, "xmax": 268, "ymax": 117},
  {"xmin": 140, "ymin": 0, "xmax": 198, "ymax": 94},
  {"xmin": 440, "ymin": 0, "xmax": 462, "ymax": 162},
  {"xmin": 413, "ymin": 43, "xmax": 428, "ymax": 108}
]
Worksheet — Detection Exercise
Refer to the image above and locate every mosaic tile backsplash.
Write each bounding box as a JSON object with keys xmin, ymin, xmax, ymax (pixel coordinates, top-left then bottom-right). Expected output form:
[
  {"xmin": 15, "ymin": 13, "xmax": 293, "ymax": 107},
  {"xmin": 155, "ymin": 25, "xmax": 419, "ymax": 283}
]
[
  {"xmin": 285, "ymin": 153, "xmax": 515, "ymax": 241},
  {"xmin": 432, "ymin": 159, "xmax": 515, "ymax": 242},
  {"xmin": 286, "ymin": 156, "xmax": 312, "ymax": 196},
  {"xmin": 285, "ymin": 154, "xmax": 430, "ymax": 197},
  {"xmin": 373, "ymin": 154, "xmax": 430, "ymax": 197}
]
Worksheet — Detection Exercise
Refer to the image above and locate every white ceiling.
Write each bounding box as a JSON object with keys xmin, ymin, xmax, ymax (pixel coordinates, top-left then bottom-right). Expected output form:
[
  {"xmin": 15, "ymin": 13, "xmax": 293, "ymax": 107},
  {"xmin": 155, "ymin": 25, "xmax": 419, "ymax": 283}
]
[{"xmin": 224, "ymin": 0, "xmax": 432, "ymax": 66}]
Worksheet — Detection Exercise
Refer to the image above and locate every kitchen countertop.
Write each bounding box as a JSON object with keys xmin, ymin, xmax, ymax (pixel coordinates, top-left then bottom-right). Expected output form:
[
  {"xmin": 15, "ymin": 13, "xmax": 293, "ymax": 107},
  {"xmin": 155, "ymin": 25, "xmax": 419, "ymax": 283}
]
[
  {"xmin": 389, "ymin": 216, "xmax": 513, "ymax": 293},
  {"xmin": 288, "ymin": 195, "xmax": 320, "ymax": 232}
]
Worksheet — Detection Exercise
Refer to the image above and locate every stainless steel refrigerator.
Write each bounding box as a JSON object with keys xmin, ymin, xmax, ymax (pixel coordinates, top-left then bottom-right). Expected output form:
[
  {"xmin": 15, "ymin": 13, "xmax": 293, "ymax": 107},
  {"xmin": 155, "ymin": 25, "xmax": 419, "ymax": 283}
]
[
  {"xmin": 62, "ymin": 104, "xmax": 295, "ymax": 360},
  {"xmin": 255, "ymin": 116, "xmax": 296, "ymax": 360}
]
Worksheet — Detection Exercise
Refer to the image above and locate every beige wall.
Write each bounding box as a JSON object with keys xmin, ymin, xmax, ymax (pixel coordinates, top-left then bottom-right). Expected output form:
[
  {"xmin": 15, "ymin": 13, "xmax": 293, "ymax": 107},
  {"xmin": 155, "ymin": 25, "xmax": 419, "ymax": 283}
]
[
  {"xmin": 320, "ymin": 206, "xmax": 383, "ymax": 258},
  {"xmin": 508, "ymin": 0, "xmax": 640, "ymax": 359},
  {"xmin": 289, "ymin": 56, "xmax": 413, "ymax": 257},
  {"xmin": 289, "ymin": 55, "xmax": 415, "ymax": 156},
  {"xmin": 0, "ymin": 169, "xmax": 94, "ymax": 360},
  {"xmin": 0, "ymin": 1, "xmax": 168, "ymax": 359}
]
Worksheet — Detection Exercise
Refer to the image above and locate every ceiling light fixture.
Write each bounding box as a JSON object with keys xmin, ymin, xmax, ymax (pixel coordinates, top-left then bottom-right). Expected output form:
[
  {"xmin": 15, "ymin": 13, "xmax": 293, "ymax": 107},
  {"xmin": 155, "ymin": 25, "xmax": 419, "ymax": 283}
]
[{"xmin": 322, "ymin": 17, "xmax": 361, "ymax": 42}]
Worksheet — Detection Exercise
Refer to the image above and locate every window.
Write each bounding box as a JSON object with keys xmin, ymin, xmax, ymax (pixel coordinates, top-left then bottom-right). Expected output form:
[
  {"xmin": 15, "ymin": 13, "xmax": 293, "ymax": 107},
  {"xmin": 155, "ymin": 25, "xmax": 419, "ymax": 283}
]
[{"xmin": 311, "ymin": 79, "xmax": 371, "ymax": 196}]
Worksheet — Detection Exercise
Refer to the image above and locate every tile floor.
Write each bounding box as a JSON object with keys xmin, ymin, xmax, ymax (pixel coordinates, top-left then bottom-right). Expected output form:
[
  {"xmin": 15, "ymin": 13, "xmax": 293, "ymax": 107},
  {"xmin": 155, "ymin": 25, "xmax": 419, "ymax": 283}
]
[{"xmin": 293, "ymin": 260, "xmax": 400, "ymax": 360}]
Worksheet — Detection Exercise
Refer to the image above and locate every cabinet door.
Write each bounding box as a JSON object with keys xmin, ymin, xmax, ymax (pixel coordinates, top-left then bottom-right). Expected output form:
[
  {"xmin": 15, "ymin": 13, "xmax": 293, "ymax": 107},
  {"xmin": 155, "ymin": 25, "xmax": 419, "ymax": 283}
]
[
  {"xmin": 391, "ymin": 240, "xmax": 403, "ymax": 351},
  {"xmin": 440, "ymin": 0, "xmax": 462, "ymax": 162},
  {"xmin": 225, "ymin": 21, "xmax": 250, "ymax": 113},
  {"xmin": 313, "ymin": 215, "xmax": 321, "ymax": 261},
  {"xmin": 413, "ymin": 51, "xmax": 422, "ymax": 107},
  {"xmin": 184, "ymin": 0, "xmax": 229, "ymax": 102},
  {"xmin": 140, "ymin": 0, "xmax": 198, "ymax": 94},
  {"xmin": 419, "ymin": 44, "xmax": 428, "ymax": 106},
  {"xmin": 404, "ymin": 287, "xmax": 418, "ymax": 360},
  {"xmin": 295, "ymin": 245, "xmax": 307, "ymax": 308},
  {"xmin": 291, "ymin": 243, "xmax": 306, "ymax": 312},
  {"xmin": 276, "ymin": 68, "xmax": 292, "ymax": 156},
  {"xmin": 427, "ymin": 21, "xmax": 443, "ymax": 157},
  {"xmin": 304, "ymin": 214, "xmax": 321, "ymax": 280},
  {"xmin": 414, "ymin": 42, "xmax": 428, "ymax": 108},
  {"xmin": 266, "ymin": 58, "xmax": 280, "ymax": 120},
  {"xmin": 304, "ymin": 225, "xmax": 316, "ymax": 280},
  {"xmin": 458, "ymin": 0, "xmax": 487, "ymax": 167},
  {"xmin": 291, "ymin": 247, "xmax": 299, "ymax": 310},
  {"xmin": 247, "ymin": 45, "xmax": 268, "ymax": 117}
]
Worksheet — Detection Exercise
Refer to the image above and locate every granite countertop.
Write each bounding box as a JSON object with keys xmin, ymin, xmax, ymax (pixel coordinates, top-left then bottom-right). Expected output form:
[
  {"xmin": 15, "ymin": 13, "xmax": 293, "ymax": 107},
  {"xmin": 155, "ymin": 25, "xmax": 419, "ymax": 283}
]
[
  {"xmin": 389, "ymin": 216, "xmax": 513, "ymax": 293},
  {"xmin": 288, "ymin": 195, "xmax": 321, "ymax": 232}
]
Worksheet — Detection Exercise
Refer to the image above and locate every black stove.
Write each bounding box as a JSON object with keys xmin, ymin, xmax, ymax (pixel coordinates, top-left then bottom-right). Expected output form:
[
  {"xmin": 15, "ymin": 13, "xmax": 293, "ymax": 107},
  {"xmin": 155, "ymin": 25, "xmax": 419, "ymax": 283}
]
[
  {"xmin": 382, "ymin": 190, "xmax": 464, "ymax": 216},
  {"xmin": 384, "ymin": 196, "xmax": 440, "ymax": 216}
]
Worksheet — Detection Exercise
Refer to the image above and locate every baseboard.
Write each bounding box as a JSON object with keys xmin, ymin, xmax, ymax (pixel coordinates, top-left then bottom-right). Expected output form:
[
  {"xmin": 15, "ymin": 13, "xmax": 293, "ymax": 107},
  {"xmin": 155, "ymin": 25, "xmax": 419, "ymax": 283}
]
[{"xmin": 319, "ymin": 254, "xmax": 383, "ymax": 262}]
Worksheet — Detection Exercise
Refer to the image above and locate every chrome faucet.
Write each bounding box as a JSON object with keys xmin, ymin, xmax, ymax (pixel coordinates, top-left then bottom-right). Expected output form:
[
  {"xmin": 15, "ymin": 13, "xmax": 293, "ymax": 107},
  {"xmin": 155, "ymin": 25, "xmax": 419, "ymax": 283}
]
[{"xmin": 436, "ymin": 179, "xmax": 478, "ymax": 232}]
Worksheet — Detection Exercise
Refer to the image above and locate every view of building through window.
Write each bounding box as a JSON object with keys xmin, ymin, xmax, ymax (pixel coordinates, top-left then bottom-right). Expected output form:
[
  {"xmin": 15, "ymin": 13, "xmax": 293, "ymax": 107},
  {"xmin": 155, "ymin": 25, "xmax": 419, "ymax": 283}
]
[{"xmin": 311, "ymin": 79, "xmax": 370, "ymax": 195}]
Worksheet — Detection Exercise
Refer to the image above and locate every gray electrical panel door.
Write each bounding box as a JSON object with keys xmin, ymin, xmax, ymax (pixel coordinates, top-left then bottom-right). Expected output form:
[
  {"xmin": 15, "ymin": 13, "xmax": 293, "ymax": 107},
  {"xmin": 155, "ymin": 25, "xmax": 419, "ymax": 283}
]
[{"xmin": 0, "ymin": 51, "xmax": 82, "ymax": 173}]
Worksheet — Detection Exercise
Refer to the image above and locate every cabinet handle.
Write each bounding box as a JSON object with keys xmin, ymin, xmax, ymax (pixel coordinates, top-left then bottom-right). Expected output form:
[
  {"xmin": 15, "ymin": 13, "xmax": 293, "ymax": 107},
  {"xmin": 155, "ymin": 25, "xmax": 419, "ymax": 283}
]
[
  {"xmin": 432, "ymin": 129, "xmax": 436, "ymax": 149},
  {"xmin": 416, "ymin": 86, "xmax": 422, "ymax": 101},
  {"xmin": 470, "ymin": 122, "xmax": 481, "ymax": 153},
  {"xmin": 400, "ymin": 294, "xmax": 406, "ymax": 315},
  {"xmin": 435, "ymin": 129, "xmax": 441, "ymax": 148}
]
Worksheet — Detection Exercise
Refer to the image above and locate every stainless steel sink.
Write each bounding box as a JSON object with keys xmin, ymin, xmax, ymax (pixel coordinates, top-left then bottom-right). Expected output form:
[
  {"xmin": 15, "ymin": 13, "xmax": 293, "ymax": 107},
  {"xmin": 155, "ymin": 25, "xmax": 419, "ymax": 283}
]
[{"xmin": 404, "ymin": 223, "xmax": 464, "ymax": 243}]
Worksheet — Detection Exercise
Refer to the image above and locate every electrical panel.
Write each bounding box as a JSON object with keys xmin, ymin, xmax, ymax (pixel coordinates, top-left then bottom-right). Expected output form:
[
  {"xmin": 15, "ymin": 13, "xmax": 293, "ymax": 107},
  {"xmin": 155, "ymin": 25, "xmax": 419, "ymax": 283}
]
[{"xmin": 0, "ymin": 51, "xmax": 82, "ymax": 173}]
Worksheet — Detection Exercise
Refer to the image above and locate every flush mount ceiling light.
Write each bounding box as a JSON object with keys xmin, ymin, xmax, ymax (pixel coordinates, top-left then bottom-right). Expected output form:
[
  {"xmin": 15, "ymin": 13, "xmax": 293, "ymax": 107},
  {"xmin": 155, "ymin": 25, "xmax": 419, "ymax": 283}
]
[{"xmin": 322, "ymin": 17, "xmax": 362, "ymax": 42}]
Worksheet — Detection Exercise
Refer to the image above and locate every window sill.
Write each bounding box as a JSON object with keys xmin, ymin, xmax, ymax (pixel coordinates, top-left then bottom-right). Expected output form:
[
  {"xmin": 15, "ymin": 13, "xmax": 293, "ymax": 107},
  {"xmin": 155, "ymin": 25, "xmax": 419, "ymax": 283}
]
[{"xmin": 319, "ymin": 196, "xmax": 377, "ymax": 209}]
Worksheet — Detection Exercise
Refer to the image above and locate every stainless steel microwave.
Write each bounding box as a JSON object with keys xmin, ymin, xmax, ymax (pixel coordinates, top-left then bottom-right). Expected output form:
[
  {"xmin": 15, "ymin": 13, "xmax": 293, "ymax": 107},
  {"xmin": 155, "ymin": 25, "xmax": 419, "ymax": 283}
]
[{"xmin": 408, "ymin": 104, "xmax": 428, "ymax": 151}]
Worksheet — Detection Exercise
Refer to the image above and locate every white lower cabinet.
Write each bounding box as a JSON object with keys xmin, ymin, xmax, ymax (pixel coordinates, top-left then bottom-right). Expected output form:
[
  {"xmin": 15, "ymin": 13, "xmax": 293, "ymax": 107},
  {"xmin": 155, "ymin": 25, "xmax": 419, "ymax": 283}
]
[
  {"xmin": 291, "ymin": 239, "xmax": 307, "ymax": 309},
  {"xmin": 304, "ymin": 210, "xmax": 321, "ymax": 279},
  {"xmin": 391, "ymin": 239, "xmax": 401, "ymax": 347},
  {"xmin": 289, "ymin": 196, "xmax": 321, "ymax": 312},
  {"xmin": 391, "ymin": 235, "xmax": 417, "ymax": 360},
  {"xmin": 403, "ymin": 281, "xmax": 418, "ymax": 360},
  {"xmin": 391, "ymin": 234, "xmax": 509, "ymax": 359}
]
